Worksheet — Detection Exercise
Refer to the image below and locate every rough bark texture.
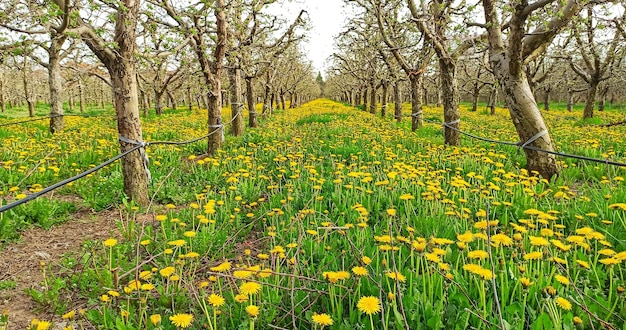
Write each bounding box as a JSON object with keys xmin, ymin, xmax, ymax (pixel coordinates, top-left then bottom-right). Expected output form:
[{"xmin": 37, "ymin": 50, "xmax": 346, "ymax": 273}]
[
  {"xmin": 567, "ymin": 89, "xmax": 574, "ymax": 112},
  {"xmin": 154, "ymin": 91, "xmax": 164, "ymax": 115},
  {"xmin": 369, "ymin": 82, "xmax": 376, "ymax": 114},
  {"xmin": 489, "ymin": 86, "xmax": 497, "ymax": 115},
  {"xmin": 229, "ymin": 67, "xmax": 244, "ymax": 136},
  {"xmin": 410, "ymin": 74, "xmax": 423, "ymax": 131},
  {"xmin": 583, "ymin": 82, "xmax": 597, "ymax": 118},
  {"xmin": 394, "ymin": 81, "xmax": 402, "ymax": 122},
  {"xmin": 23, "ymin": 62, "xmax": 35, "ymax": 118},
  {"xmin": 78, "ymin": 78, "xmax": 85, "ymax": 113},
  {"xmin": 381, "ymin": 81, "xmax": 388, "ymax": 117},
  {"xmin": 492, "ymin": 56, "xmax": 559, "ymax": 179},
  {"xmin": 48, "ymin": 40, "xmax": 65, "ymax": 133},
  {"xmin": 0, "ymin": 76, "xmax": 5, "ymax": 113},
  {"xmin": 79, "ymin": 0, "xmax": 150, "ymax": 205},
  {"xmin": 362, "ymin": 85, "xmax": 368, "ymax": 111},
  {"xmin": 440, "ymin": 58, "xmax": 460, "ymax": 146},
  {"xmin": 543, "ymin": 87, "xmax": 550, "ymax": 111},
  {"xmin": 246, "ymin": 77, "xmax": 257, "ymax": 127}
]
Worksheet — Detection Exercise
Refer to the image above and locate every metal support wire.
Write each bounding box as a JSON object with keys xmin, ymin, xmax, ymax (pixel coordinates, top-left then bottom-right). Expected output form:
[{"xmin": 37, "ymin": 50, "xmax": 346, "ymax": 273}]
[
  {"xmin": 442, "ymin": 122, "xmax": 626, "ymax": 167},
  {"xmin": 0, "ymin": 115, "xmax": 240, "ymax": 214}
]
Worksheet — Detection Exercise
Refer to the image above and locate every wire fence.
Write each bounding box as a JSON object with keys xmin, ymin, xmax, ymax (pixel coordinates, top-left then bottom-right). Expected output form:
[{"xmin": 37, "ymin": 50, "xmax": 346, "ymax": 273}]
[
  {"xmin": 442, "ymin": 122, "xmax": 626, "ymax": 168},
  {"xmin": 0, "ymin": 113, "xmax": 240, "ymax": 214},
  {"xmin": 0, "ymin": 113, "xmax": 106, "ymax": 128}
]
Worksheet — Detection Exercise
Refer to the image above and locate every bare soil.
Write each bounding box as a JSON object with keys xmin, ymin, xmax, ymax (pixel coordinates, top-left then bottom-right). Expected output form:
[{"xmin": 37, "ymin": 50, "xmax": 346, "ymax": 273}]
[{"xmin": 0, "ymin": 202, "xmax": 119, "ymax": 330}]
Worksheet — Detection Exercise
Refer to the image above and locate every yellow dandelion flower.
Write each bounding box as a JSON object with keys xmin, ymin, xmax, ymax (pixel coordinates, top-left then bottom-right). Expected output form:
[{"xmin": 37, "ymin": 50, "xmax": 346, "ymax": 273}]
[
  {"xmin": 208, "ymin": 294, "xmax": 225, "ymax": 307},
  {"xmin": 362, "ymin": 256, "xmax": 372, "ymax": 265},
  {"xmin": 573, "ymin": 316, "xmax": 583, "ymax": 325},
  {"xmin": 520, "ymin": 277, "xmax": 533, "ymax": 288},
  {"xmin": 169, "ymin": 313, "xmax": 194, "ymax": 328},
  {"xmin": 103, "ymin": 238, "xmax": 117, "ymax": 247},
  {"xmin": 599, "ymin": 257, "xmax": 620, "ymax": 266},
  {"xmin": 150, "ymin": 314, "xmax": 161, "ymax": 325},
  {"xmin": 311, "ymin": 313, "xmax": 333, "ymax": 326},
  {"xmin": 168, "ymin": 240, "xmax": 186, "ymax": 247},
  {"xmin": 34, "ymin": 320, "xmax": 51, "ymax": 330},
  {"xmin": 352, "ymin": 266, "xmax": 368, "ymax": 276},
  {"xmin": 239, "ymin": 281, "xmax": 262, "ymax": 295},
  {"xmin": 523, "ymin": 251, "xmax": 543, "ymax": 260},
  {"xmin": 575, "ymin": 260, "xmax": 590, "ymax": 269},
  {"xmin": 235, "ymin": 293, "xmax": 248, "ymax": 303},
  {"xmin": 159, "ymin": 266, "xmax": 176, "ymax": 278},
  {"xmin": 467, "ymin": 250, "xmax": 489, "ymax": 259},
  {"xmin": 357, "ymin": 296, "xmax": 381, "ymax": 315},
  {"xmin": 457, "ymin": 231, "xmax": 474, "ymax": 243},
  {"xmin": 491, "ymin": 233, "xmax": 512, "ymax": 247},
  {"xmin": 210, "ymin": 261, "xmax": 231, "ymax": 272},
  {"xmin": 555, "ymin": 297, "xmax": 572, "ymax": 310},
  {"xmin": 386, "ymin": 271, "xmax": 406, "ymax": 282},
  {"xmin": 62, "ymin": 310, "xmax": 76, "ymax": 320},
  {"xmin": 554, "ymin": 274, "xmax": 570, "ymax": 286},
  {"xmin": 529, "ymin": 236, "xmax": 550, "ymax": 246},
  {"xmin": 245, "ymin": 305, "xmax": 260, "ymax": 318}
]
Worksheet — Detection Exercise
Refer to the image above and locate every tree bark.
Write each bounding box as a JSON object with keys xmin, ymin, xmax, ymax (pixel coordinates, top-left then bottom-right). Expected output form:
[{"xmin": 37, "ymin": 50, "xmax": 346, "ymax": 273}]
[
  {"xmin": 410, "ymin": 74, "xmax": 423, "ymax": 131},
  {"xmin": 362, "ymin": 85, "xmax": 368, "ymax": 111},
  {"xmin": 246, "ymin": 77, "xmax": 257, "ymax": 128},
  {"xmin": 583, "ymin": 82, "xmax": 597, "ymax": 119},
  {"xmin": 492, "ymin": 57, "xmax": 559, "ymax": 179},
  {"xmin": 488, "ymin": 85, "xmax": 497, "ymax": 115},
  {"xmin": 154, "ymin": 91, "xmax": 164, "ymax": 115},
  {"xmin": 78, "ymin": 0, "xmax": 149, "ymax": 205},
  {"xmin": 381, "ymin": 81, "xmax": 388, "ymax": 117},
  {"xmin": 369, "ymin": 81, "xmax": 376, "ymax": 114},
  {"xmin": 78, "ymin": 78, "xmax": 85, "ymax": 113},
  {"xmin": 167, "ymin": 90, "xmax": 177, "ymax": 110},
  {"xmin": 598, "ymin": 86, "xmax": 608, "ymax": 111},
  {"xmin": 229, "ymin": 67, "xmax": 244, "ymax": 136},
  {"xmin": 440, "ymin": 58, "xmax": 460, "ymax": 146},
  {"xmin": 48, "ymin": 41, "xmax": 65, "ymax": 133},
  {"xmin": 543, "ymin": 87, "xmax": 550, "ymax": 111},
  {"xmin": 22, "ymin": 61, "xmax": 35, "ymax": 118},
  {"xmin": 0, "ymin": 75, "xmax": 5, "ymax": 113},
  {"xmin": 394, "ymin": 81, "xmax": 402, "ymax": 122},
  {"xmin": 567, "ymin": 88, "xmax": 574, "ymax": 112}
]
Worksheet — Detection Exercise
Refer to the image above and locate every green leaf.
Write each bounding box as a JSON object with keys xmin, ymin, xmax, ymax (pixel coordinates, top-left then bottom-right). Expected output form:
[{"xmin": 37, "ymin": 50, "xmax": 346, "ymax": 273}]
[{"xmin": 531, "ymin": 312, "xmax": 553, "ymax": 330}]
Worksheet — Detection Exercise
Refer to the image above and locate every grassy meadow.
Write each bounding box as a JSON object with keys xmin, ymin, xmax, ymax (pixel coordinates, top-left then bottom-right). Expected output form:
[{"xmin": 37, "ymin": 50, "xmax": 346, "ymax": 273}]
[{"xmin": 0, "ymin": 99, "xmax": 625, "ymax": 329}]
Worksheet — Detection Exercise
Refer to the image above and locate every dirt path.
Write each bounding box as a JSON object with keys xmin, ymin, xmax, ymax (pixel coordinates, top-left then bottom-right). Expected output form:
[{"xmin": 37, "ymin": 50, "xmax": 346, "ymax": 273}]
[{"xmin": 0, "ymin": 205, "xmax": 119, "ymax": 330}]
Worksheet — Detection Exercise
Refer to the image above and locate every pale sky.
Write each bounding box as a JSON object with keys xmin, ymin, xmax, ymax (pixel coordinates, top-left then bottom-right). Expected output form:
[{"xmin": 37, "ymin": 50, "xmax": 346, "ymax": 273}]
[{"xmin": 268, "ymin": 0, "xmax": 351, "ymax": 77}]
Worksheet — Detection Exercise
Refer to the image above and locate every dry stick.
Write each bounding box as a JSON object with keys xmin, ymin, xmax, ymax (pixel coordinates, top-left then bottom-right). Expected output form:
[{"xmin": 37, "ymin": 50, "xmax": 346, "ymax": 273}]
[
  {"xmin": 388, "ymin": 220, "xmax": 410, "ymax": 330},
  {"xmin": 485, "ymin": 203, "xmax": 505, "ymax": 330}
]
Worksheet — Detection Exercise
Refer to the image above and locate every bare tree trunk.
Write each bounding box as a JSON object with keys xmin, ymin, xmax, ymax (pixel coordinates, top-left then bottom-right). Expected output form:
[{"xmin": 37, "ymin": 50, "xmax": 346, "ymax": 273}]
[
  {"xmin": 68, "ymin": 92, "xmax": 74, "ymax": 111},
  {"xmin": 394, "ymin": 81, "xmax": 402, "ymax": 122},
  {"xmin": 410, "ymin": 74, "xmax": 424, "ymax": 131},
  {"xmin": 79, "ymin": 78, "xmax": 85, "ymax": 113},
  {"xmin": 489, "ymin": 85, "xmax": 497, "ymax": 115},
  {"xmin": 23, "ymin": 61, "xmax": 35, "ymax": 118},
  {"xmin": 567, "ymin": 88, "xmax": 574, "ymax": 112},
  {"xmin": 362, "ymin": 85, "xmax": 368, "ymax": 111},
  {"xmin": 598, "ymin": 86, "xmax": 608, "ymax": 112},
  {"xmin": 154, "ymin": 91, "xmax": 164, "ymax": 115},
  {"xmin": 100, "ymin": 81, "xmax": 105, "ymax": 109},
  {"xmin": 583, "ymin": 82, "xmax": 598, "ymax": 119},
  {"xmin": 110, "ymin": 61, "xmax": 150, "ymax": 205},
  {"xmin": 280, "ymin": 91, "xmax": 286, "ymax": 111},
  {"xmin": 440, "ymin": 58, "xmax": 460, "ymax": 146},
  {"xmin": 229, "ymin": 67, "xmax": 244, "ymax": 136},
  {"xmin": 166, "ymin": 90, "xmax": 176, "ymax": 110},
  {"xmin": 471, "ymin": 85, "xmax": 479, "ymax": 112},
  {"xmin": 369, "ymin": 81, "xmax": 376, "ymax": 114},
  {"xmin": 270, "ymin": 93, "xmax": 276, "ymax": 114},
  {"xmin": 0, "ymin": 75, "xmax": 5, "ymax": 113},
  {"xmin": 246, "ymin": 77, "xmax": 257, "ymax": 128},
  {"xmin": 187, "ymin": 86, "xmax": 192, "ymax": 111},
  {"xmin": 543, "ymin": 87, "xmax": 551, "ymax": 111},
  {"xmin": 48, "ymin": 44, "xmax": 65, "ymax": 134},
  {"xmin": 492, "ymin": 58, "xmax": 559, "ymax": 179},
  {"xmin": 381, "ymin": 81, "xmax": 388, "ymax": 117}
]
